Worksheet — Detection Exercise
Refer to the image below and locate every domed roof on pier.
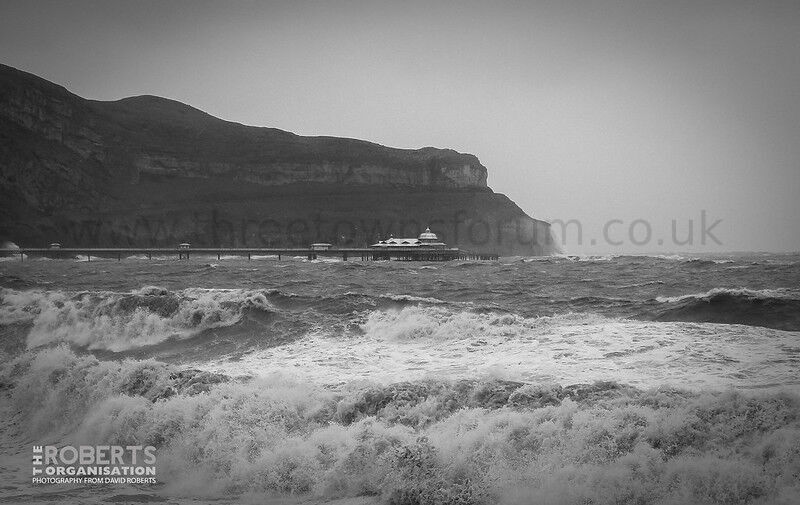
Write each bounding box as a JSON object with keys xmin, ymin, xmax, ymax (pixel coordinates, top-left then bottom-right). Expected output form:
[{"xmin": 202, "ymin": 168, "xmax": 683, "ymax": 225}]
[{"xmin": 418, "ymin": 227, "xmax": 438, "ymax": 241}]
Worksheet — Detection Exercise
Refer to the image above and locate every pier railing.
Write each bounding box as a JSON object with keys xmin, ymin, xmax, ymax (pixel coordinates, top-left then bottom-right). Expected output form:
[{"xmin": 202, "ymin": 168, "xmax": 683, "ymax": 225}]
[{"xmin": 10, "ymin": 247, "xmax": 499, "ymax": 262}]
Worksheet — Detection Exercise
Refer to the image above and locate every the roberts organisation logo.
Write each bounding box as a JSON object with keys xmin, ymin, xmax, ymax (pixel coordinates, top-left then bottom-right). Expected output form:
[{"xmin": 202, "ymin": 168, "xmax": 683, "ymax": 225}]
[{"xmin": 32, "ymin": 445, "xmax": 157, "ymax": 485}]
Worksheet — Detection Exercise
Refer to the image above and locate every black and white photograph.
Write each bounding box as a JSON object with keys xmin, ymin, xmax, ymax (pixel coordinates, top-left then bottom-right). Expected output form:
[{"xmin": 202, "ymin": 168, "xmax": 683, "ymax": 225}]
[{"xmin": 1, "ymin": 1, "xmax": 799, "ymax": 504}]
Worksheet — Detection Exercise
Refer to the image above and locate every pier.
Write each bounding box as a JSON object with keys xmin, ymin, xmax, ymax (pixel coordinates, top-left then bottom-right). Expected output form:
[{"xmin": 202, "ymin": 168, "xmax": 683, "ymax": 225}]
[{"xmin": 11, "ymin": 247, "xmax": 499, "ymax": 262}]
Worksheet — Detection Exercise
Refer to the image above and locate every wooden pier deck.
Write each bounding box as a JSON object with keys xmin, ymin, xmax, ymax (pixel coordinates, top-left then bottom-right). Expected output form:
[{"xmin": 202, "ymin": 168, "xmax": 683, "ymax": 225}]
[{"xmin": 11, "ymin": 247, "xmax": 499, "ymax": 262}]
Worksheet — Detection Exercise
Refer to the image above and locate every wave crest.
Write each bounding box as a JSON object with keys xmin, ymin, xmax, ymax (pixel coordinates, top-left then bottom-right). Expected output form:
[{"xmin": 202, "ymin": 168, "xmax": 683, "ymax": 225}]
[
  {"xmin": 0, "ymin": 287, "xmax": 275, "ymax": 351},
  {"xmin": 652, "ymin": 287, "xmax": 800, "ymax": 331}
]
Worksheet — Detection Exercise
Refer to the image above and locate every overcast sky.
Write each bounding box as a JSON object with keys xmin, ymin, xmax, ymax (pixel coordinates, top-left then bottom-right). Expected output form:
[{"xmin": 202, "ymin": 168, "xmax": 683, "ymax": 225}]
[{"xmin": 2, "ymin": 0, "xmax": 798, "ymax": 253}]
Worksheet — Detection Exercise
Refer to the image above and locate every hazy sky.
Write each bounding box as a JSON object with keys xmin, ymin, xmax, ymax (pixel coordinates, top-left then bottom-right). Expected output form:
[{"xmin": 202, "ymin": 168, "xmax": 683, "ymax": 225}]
[{"xmin": 2, "ymin": 0, "xmax": 798, "ymax": 253}]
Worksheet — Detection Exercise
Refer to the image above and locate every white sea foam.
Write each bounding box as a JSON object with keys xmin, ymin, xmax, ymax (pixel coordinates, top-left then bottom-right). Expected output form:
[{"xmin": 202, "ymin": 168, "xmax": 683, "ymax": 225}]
[
  {"xmin": 309, "ymin": 257, "xmax": 342, "ymax": 263},
  {"xmin": 126, "ymin": 254, "xmax": 177, "ymax": 260},
  {"xmin": 3, "ymin": 344, "xmax": 799, "ymax": 504},
  {"xmin": 379, "ymin": 293, "xmax": 447, "ymax": 304},
  {"xmin": 196, "ymin": 306, "xmax": 800, "ymax": 390},
  {"xmin": 656, "ymin": 287, "xmax": 800, "ymax": 303},
  {"xmin": 216, "ymin": 255, "xmax": 244, "ymax": 260},
  {"xmin": 73, "ymin": 254, "xmax": 118, "ymax": 262},
  {"xmin": 648, "ymin": 254, "xmax": 686, "ymax": 261}
]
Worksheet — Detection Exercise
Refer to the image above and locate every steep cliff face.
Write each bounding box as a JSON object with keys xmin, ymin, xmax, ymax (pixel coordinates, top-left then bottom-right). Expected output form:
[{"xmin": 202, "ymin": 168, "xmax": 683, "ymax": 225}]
[{"xmin": 0, "ymin": 64, "xmax": 556, "ymax": 255}]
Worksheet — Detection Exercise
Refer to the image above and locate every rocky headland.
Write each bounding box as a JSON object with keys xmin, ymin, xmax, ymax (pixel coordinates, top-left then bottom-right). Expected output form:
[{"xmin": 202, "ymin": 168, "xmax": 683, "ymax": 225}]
[{"xmin": 0, "ymin": 64, "xmax": 555, "ymax": 255}]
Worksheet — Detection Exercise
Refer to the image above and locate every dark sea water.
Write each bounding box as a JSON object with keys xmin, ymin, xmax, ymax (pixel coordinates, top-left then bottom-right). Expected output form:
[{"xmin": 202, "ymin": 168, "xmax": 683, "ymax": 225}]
[{"xmin": 1, "ymin": 252, "xmax": 799, "ymax": 504}]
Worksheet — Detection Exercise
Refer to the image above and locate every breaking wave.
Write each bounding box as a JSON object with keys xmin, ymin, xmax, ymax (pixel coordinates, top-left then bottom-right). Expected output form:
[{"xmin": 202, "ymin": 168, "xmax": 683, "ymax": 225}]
[
  {"xmin": 652, "ymin": 288, "xmax": 800, "ymax": 331},
  {"xmin": 2, "ymin": 346, "xmax": 799, "ymax": 504},
  {"xmin": 0, "ymin": 287, "xmax": 274, "ymax": 351},
  {"xmin": 199, "ymin": 305, "xmax": 799, "ymax": 390},
  {"xmin": 378, "ymin": 293, "xmax": 447, "ymax": 305},
  {"xmin": 359, "ymin": 306, "xmax": 598, "ymax": 343}
]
